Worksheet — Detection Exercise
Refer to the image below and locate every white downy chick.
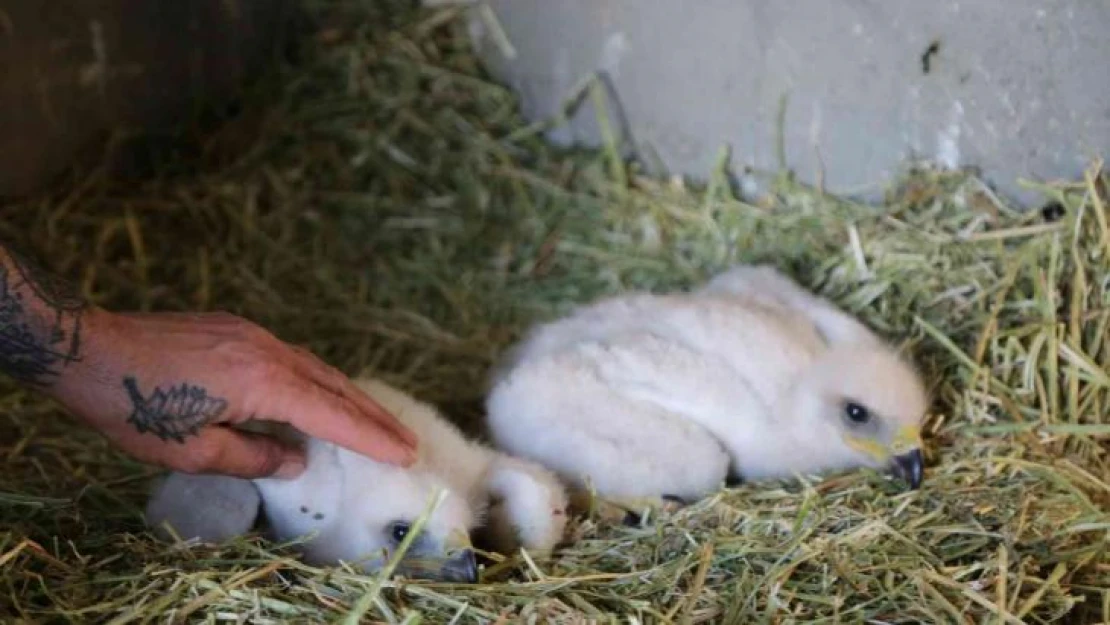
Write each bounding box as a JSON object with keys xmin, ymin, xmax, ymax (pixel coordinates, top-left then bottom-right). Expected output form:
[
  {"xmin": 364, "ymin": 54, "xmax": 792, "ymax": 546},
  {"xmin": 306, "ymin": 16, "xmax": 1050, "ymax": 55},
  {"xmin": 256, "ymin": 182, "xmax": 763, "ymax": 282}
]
[
  {"xmin": 485, "ymin": 264, "xmax": 928, "ymax": 508},
  {"xmin": 144, "ymin": 377, "xmax": 568, "ymax": 583}
]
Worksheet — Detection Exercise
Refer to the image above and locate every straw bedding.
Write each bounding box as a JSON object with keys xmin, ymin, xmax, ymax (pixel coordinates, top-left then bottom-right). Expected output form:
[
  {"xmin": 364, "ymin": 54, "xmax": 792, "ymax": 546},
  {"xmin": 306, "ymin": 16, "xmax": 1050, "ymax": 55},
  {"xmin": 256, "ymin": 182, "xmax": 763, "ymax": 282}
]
[{"xmin": 0, "ymin": 1, "xmax": 1107, "ymax": 623}]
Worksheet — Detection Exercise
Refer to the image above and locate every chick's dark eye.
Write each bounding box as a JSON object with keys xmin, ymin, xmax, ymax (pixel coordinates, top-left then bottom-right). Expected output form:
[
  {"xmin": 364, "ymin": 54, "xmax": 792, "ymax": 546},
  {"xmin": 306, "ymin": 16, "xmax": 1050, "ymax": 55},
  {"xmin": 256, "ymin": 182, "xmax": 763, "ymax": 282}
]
[
  {"xmin": 390, "ymin": 522, "xmax": 410, "ymax": 543},
  {"xmin": 844, "ymin": 401, "xmax": 871, "ymax": 424}
]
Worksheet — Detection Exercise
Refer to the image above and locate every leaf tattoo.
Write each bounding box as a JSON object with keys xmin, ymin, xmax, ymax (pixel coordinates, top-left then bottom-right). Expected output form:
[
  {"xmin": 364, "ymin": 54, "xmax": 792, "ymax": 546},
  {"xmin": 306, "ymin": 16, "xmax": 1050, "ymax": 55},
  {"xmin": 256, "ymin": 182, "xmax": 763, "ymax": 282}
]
[{"xmin": 123, "ymin": 376, "xmax": 229, "ymax": 443}]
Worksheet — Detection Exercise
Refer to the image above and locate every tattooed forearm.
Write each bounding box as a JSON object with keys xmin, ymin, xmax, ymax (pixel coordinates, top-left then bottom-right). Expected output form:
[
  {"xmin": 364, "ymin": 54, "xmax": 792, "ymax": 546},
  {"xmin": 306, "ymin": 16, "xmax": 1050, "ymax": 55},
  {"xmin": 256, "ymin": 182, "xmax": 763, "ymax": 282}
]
[
  {"xmin": 0, "ymin": 243, "xmax": 88, "ymax": 387},
  {"xmin": 5, "ymin": 246, "xmax": 87, "ymax": 313},
  {"xmin": 123, "ymin": 376, "xmax": 229, "ymax": 443}
]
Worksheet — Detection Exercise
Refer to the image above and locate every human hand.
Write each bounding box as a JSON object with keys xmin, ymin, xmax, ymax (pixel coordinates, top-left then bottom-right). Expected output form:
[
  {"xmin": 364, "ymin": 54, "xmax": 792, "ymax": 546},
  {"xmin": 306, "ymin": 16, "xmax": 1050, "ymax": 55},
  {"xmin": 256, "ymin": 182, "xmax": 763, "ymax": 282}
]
[{"xmin": 49, "ymin": 309, "xmax": 419, "ymax": 479}]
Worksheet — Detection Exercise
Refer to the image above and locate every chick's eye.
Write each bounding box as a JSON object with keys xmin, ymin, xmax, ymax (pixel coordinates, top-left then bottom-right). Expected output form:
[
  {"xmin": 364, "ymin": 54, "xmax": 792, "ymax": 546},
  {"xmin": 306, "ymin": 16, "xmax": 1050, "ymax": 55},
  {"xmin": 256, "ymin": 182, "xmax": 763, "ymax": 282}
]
[
  {"xmin": 390, "ymin": 522, "xmax": 411, "ymax": 543},
  {"xmin": 844, "ymin": 401, "xmax": 871, "ymax": 424}
]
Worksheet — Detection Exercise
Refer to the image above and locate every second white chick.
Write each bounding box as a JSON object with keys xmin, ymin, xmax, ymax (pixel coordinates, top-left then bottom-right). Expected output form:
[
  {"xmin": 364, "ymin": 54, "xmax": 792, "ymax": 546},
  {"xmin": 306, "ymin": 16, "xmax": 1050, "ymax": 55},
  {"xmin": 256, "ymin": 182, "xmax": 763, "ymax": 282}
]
[
  {"xmin": 486, "ymin": 264, "xmax": 927, "ymax": 512},
  {"xmin": 145, "ymin": 377, "xmax": 568, "ymax": 583}
]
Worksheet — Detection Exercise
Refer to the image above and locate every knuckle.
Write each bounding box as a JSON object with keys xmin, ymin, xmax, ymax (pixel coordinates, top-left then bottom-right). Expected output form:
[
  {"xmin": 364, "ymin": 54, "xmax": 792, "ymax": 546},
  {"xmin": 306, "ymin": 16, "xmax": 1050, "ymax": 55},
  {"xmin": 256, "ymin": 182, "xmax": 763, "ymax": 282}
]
[
  {"xmin": 239, "ymin": 321, "xmax": 278, "ymax": 346},
  {"xmin": 293, "ymin": 345, "xmax": 320, "ymax": 363},
  {"xmin": 247, "ymin": 359, "xmax": 285, "ymax": 386},
  {"xmin": 208, "ymin": 311, "xmax": 271, "ymax": 342},
  {"xmin": 211, "ymin": 335, "xmax": 266, "ymax": 365},
  {"xmin": 291, "ymin": 346, "xmax": 334, "ymax": 380},
  {"xmin": 208, "ymin": 310, "xmax": 240, "ymax": 323}
]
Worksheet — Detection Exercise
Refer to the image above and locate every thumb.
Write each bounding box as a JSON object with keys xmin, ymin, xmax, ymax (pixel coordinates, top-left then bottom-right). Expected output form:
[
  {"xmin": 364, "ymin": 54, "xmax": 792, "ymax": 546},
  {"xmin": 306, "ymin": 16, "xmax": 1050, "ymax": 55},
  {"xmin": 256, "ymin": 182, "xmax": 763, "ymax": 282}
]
[{"xmin": 176, "ymin": 427, "xmax": 307, "ymax": 480}]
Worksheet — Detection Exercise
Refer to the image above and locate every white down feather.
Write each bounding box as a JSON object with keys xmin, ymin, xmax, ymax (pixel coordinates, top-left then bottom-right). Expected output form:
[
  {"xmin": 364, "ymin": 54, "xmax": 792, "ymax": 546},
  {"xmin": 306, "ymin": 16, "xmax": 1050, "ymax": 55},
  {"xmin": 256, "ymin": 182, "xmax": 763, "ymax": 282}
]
[
  {"xmin": 145, "ymin": 377, "xmax": 568, "ymax": 582},
  {"xmin": 486, "ymin": 264, "xmax": 929, "ymax": 503}
]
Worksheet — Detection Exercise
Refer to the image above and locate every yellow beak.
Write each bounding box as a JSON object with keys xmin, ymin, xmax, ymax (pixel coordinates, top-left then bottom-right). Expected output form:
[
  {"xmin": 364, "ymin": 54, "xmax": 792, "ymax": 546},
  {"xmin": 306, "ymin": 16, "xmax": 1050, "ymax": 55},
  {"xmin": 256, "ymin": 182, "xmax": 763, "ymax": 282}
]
[
  {"xmin": 844, "ymin": 425, "xmax": 925, "ymax": 489},
  {"xmin": 891, "ymin": 424, "xmax": 923, "ymax": 456}
]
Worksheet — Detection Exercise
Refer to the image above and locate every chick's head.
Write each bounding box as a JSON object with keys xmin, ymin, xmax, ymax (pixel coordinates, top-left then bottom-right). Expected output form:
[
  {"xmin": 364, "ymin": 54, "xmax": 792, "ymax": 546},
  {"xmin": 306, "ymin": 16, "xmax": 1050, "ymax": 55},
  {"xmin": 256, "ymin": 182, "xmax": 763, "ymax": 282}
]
[
  {"xmin": 257, "ymin": 446, "xmax": 485, "ymax": 584},
  {"xmin": 330, "ymin": 465, "xmax": 483, "ymax": 583},
  {"xmin": 792, "ymin": 344, "xmax": 928, "ymax": 488}
]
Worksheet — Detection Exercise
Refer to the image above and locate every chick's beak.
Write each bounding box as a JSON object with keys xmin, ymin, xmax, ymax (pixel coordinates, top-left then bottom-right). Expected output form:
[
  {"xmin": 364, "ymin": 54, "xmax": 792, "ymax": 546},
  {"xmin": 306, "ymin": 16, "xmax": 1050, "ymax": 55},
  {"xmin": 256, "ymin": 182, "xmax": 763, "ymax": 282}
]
[
  {"xmin": 437, "ymin": 529, "xmax": 478, "ymax": 583},
  {"xmin": 890, "ymin": 448, "xmax": 924, "ymax": 489},
  {"xmin": 438, "ymin": 548, "xmax": 478, "ymax": 583}
]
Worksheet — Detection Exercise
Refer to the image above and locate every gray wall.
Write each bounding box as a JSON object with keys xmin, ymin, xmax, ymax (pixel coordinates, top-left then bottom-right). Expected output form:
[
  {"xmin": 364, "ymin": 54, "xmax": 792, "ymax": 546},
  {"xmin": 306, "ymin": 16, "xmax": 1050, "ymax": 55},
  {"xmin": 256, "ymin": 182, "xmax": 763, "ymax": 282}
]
[{"xmin": 469, "ymin": 0, "xmax": 1110, "ymax": 207}]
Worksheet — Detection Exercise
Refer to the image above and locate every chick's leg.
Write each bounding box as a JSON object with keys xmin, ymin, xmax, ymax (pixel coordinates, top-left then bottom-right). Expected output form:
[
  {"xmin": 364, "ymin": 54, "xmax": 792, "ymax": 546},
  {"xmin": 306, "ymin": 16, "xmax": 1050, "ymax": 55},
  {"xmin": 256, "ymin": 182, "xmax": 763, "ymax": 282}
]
[{"xmin": 481, "ymin": 454, "xmax": 569, "ymax": 554}]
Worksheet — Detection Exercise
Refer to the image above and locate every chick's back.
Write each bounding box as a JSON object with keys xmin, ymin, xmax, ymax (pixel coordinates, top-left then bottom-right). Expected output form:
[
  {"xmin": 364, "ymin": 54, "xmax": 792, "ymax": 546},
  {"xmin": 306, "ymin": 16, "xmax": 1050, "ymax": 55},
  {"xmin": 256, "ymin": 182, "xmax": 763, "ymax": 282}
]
[{"xmin": 499, "ymin": 292, "xmax": 829, "ymax": 407}]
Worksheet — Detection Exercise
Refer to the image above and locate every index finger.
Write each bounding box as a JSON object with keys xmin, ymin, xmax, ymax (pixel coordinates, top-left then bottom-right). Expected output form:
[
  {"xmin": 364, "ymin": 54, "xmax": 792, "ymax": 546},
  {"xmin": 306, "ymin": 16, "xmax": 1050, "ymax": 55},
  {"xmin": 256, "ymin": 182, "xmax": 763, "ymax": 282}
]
[
  {"xmin": 286, "ymin": 345, "xmax": 419, "ymax": 448},
  {"xmin": 250, "ymin": 371, "xmax": 417, "ymax": 467}
]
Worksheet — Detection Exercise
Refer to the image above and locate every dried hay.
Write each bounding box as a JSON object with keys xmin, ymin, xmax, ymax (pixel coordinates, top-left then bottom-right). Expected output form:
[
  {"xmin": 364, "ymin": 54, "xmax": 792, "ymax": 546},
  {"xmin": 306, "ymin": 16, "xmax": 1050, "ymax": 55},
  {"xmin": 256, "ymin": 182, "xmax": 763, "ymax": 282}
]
[{"xmin": 0, "ymin": 1, "xmax": 1107, "ymax": 623}]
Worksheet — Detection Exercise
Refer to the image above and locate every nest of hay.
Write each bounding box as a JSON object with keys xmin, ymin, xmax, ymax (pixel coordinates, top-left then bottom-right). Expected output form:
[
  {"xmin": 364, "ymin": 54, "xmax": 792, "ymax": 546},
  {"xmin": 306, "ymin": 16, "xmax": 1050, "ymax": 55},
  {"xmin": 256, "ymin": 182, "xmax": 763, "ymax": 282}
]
[{"xmin": 1, "ymin": 1, "xmax": 1107, "ymax": 623}]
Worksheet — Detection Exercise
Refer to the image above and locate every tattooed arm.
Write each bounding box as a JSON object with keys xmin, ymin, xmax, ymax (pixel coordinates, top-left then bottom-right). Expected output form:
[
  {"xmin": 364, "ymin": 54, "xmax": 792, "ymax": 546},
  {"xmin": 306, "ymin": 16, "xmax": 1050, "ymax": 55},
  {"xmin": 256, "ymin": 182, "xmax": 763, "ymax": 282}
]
[
  {"xmin": 0, "ymin": 243, "xmax": 417, "ymax": 478},
  {"xmin": 0, "ymin": 246, "xmax": 88, "ymax": 387}
]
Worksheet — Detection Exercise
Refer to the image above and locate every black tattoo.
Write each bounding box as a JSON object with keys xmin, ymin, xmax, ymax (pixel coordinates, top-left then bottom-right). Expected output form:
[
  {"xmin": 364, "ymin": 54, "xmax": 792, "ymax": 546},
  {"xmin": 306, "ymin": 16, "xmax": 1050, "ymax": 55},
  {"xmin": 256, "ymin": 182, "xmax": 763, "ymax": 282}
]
[
  {"xmin": 0, "ymin": 246, "xmax": 88, "ymax": 387},
  {"xmin": 5, "ymin": 247, "xmax": 88, "ymax": 313},
  {"xmin": 123, "ymin": 376, "xmax": 229, "ymax": 443}
]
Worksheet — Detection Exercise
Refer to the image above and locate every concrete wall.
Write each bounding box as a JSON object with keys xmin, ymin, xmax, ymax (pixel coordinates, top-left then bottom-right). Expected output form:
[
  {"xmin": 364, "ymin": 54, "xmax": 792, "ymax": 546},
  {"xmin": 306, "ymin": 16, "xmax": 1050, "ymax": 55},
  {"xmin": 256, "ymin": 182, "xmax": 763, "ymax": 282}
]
[
  {"xmin": 468, "ymin": 0, "xmax": 1110, "ymax": 207},
  {"xmin": 0, "ymin": 0, "xmax": 295, "ymax": 198}
]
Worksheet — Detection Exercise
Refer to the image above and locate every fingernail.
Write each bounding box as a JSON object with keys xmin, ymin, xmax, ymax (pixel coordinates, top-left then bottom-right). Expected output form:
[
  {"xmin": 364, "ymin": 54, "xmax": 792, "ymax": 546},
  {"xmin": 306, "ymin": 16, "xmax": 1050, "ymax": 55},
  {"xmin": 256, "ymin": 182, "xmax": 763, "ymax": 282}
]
[{"xmin": 274, "ymin": 456, "xmax": 307, "ymax": 479}]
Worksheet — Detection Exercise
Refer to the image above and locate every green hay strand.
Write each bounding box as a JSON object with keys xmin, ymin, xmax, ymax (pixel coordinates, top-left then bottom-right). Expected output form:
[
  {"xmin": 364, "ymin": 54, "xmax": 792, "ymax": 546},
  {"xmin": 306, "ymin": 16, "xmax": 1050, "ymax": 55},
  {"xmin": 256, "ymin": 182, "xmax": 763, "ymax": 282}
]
[{"xmin": 1, "ymin": 1, "xmax": 1107, "ymax": 623}]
